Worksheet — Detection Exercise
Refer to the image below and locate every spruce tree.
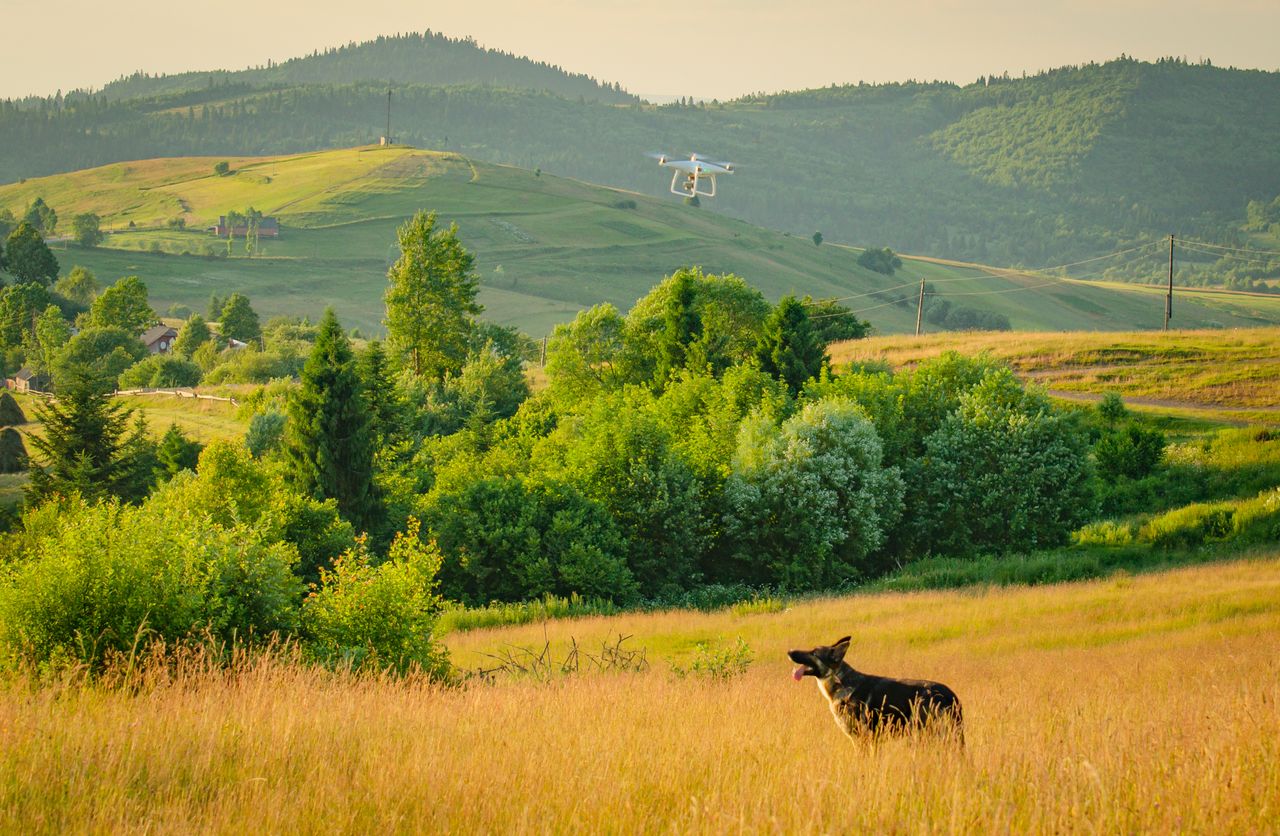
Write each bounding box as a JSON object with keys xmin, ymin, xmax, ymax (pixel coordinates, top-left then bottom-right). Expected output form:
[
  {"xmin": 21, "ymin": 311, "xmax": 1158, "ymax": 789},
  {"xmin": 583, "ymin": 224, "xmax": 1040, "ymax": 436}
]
[
  {"xmin": 755, "ymin": 295, "xmax": 827, "ymax": 395},
  {"xmin": 285, "ymin": 309, "xmax": 377, "ymax": 530},
  {"xmin": 26, "ymin": 374, "xmax": 135, "ymax": 504},
  {"xmin": 173, "ymin": 313, "xmax": 212, "ymax": 358},
  {"xmin": 357, "ymin": 339, "xmax": 400, "ymax": 445}
]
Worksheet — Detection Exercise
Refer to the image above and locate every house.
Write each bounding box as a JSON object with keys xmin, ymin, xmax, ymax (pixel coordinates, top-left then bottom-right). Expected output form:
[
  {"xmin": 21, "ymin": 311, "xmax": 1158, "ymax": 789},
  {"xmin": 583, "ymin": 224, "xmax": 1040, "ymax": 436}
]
[
  {"xmin": 141, "ymin": 325, "xmax": 179, "ymax": 354},
  {"xmin": 211, "ymin": 216, "xmax": 280, "ymax": 239},
  {"xmin": 7, "ymin": 368, "xmax": 51, "ymax": 393}
]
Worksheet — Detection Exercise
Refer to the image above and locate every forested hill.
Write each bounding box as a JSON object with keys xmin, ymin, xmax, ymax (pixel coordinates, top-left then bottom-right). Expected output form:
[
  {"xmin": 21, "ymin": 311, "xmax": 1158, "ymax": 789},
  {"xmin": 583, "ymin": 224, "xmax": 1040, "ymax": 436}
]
[
  {"xmin": 3, "ymin": 56, "xmax": 1279, "ymax": 266},
  {"xmin": 97, "ymin": 32, "xmax": 636, "ymax": 104}
]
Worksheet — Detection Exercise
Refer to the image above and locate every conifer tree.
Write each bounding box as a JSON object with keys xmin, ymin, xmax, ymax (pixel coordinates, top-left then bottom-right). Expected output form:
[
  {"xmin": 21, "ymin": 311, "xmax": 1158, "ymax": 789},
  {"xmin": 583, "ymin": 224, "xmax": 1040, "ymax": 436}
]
[
  {"xmin": 357, "ymin": 339, "xmax": 399, "ymax": 446},
  {"xmin": 285, "ymin": 309, "xmax": 377, "ymax": 530},
  {"xmin": 173, "ymin": 313, "xmax": 212, "ymax": 358},
  {"xmin": 755, "ymin": 295, "xmax": 827, "ymax": 395},
  {"xmin": 26, "ymin": 373, "xmax": 136, "ymax": 504}
]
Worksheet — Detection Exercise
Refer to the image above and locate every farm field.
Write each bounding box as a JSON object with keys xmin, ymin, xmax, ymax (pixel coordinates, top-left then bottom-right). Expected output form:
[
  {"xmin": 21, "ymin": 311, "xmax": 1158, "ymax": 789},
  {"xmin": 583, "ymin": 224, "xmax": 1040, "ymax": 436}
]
[
  {"xmin": 9, "ymin": 146, "xmax": 1280, "ymax": 336},
  {"xmin": 1, "ymin": 555, "xmax": 1276, "ymax": 832}
]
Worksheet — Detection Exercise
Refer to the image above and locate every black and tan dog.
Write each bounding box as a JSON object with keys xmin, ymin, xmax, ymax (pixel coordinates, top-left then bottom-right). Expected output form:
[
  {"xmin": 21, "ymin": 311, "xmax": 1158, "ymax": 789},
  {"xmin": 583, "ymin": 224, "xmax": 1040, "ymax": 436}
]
[{"xmin": 788, "ymin": 636, "xmax": 963, "ymax": 744}]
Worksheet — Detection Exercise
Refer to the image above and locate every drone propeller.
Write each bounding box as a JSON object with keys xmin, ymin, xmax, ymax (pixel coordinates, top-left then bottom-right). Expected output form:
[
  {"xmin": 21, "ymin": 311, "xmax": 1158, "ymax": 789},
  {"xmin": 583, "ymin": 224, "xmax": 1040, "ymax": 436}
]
[{"xmin": 645, "ymin": 151, "xmax": 670, "ymax": 163}]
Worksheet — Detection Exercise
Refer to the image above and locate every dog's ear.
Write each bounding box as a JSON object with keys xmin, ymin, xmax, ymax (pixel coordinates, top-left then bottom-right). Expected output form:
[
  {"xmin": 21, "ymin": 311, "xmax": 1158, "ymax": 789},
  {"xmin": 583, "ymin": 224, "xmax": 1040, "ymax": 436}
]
[{"xmin": 830, "ymin": 636, "xmax": 851, "ymax": 662}]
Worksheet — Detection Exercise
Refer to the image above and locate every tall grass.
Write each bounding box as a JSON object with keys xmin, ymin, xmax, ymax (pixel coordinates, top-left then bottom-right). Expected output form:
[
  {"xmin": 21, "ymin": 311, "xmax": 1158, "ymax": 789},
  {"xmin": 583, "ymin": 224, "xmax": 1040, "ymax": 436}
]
[{"xmin": 2, "ymin": 557, "xmax": 1277, "ymax": 832}]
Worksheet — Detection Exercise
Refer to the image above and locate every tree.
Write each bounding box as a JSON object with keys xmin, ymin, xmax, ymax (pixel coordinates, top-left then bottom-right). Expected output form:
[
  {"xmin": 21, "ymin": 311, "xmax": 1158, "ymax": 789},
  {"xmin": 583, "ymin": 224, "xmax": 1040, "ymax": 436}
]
[
  {"xmin": 800, "ymin": 295, "xmax": 870, "ymax": 345},
  {"xmin": 357, "ymin": 340, "xmax": 400, "ymax": 445},
  {"xmin": 284, "ymin": 309, "xmax": 377, "ymax": 531},
  {"xmin": 653, "ymin": 268, "xmax": 702, "ymax": 386},
  {"xmin": 88, "ymin": 275, "xmax": 155, "ymax": 335},
  {"xmin": 71, "ymin": 213, "xmax": 104, "ymax": 248},
  {"xmin": 173, "ymin": 313, "xmax": 212, "ymax": 358},
  {"xmin": 4, "ymin": 223, "xmax": 59, "ymax": 286},
  {"xmin": 214, "ymin": 161, "xmax": 230, "ymax": 176},
  {"xmin": 26, "ymin": 305, "xmax": 71, "ymax": 375},
  {"xmin": 0, "ymin": 209, "xmax": 16, "ymax": 243},
  {"xmin": 0, "ymin": 283, "xmax": 53, "ymax": 354},
  {"xmin": 219, "ymin": 292, "xmax": 261, "ymax": 343},
  {"xmin": 118, "ymin": 354, "xmax": 202, "ymax": 388},
  {"xmin": 207, "ymin": 292, "xmax": 225, "ymax": 321},
  {"xmin": 26, "ymin": 373, "xmax": 141, "ymax": 504},
  {"xmin": 54, "ymin": 266, "xmax": 99, "ymax": 305},
  {"xmin": 385, "ymin": 210, "xmax": 482, "ymax": 379},
  {"xmin": 857, "ymin": 246, "xmax": 902, "ymax": 275},
  {"xmin": 23, "ymin": 198, "xmax": 56, "ymax": 236},
  {"xmin": 52, "ymin": 326, "xmax": 147, "ymax": 394},
  {"xmin": 156, "ymin": 423, "xmax": 202, "ymax": 477},
  {"xmin": 812, "ymin": 231, "xmax": 823, "ymax": 247},
  {"xmin": 545, "ymin": 303, "xmax": 629, "ymax": 407},
  {"xmin": 755, "ymin": 295, "xmax": 827, "ymax": 395}
]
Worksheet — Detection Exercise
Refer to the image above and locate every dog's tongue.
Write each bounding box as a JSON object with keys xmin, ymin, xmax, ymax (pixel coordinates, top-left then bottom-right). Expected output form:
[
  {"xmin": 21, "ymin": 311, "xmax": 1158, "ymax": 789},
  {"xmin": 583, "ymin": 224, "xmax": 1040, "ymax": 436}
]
[{"xmin": 792, "ymin": 665, "xmax": 806, "ymax": 682}]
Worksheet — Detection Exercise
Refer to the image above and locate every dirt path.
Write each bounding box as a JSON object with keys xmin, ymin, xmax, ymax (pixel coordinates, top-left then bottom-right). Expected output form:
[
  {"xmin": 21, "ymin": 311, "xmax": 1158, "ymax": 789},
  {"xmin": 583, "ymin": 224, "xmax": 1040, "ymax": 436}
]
[{"xmin": 1045, "ymin": 389, "xmax": 1280, "ymax": 416}]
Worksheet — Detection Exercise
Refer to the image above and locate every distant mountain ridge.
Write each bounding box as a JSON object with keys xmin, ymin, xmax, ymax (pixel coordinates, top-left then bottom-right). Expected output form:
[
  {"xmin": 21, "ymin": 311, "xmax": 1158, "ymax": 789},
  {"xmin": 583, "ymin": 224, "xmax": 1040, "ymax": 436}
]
[
  {"xmin": 2, "ymin": 49, "xmax": 1278, "ymax": 269},
  {"xmin": 94, "ymin": 31, "xmax": 636, "ymax": 104}
]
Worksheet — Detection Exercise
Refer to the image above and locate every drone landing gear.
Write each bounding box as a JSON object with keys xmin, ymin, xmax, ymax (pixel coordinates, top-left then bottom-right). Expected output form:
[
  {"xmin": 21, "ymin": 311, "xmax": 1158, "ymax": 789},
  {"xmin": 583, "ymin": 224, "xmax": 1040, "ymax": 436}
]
[{"xmin": 668, "ymin": 169, "xmax": 717, "ymax": 198}]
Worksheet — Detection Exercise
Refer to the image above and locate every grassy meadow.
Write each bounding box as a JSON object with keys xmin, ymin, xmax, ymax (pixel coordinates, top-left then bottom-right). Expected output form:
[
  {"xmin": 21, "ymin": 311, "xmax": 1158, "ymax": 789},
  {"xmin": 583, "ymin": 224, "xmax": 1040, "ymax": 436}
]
[
  {"xmin": 10, "ymin": 146, "xmax": 1280, "ymax": 336},
  {"xmin": 1, "ymin": 555, "xmax": 1276, "ymax": 832}
]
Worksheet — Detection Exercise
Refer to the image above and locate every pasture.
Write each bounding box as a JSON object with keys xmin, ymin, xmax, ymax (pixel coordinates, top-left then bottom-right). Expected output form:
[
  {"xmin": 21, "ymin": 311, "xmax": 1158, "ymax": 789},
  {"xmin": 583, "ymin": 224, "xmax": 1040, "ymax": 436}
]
[
  {"xmin": 0, "ymin": 555, "xmax": 1276, "ymax": 832},
  {"xmin": 11, "ymin": 147, "xmax": 1280, "ymax": 336}
]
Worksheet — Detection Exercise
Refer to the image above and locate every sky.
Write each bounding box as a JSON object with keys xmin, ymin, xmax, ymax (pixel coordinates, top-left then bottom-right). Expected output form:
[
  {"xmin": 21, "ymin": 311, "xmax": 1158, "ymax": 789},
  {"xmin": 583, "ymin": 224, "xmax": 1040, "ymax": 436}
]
[{"xmin": 2, "ymin": 0, "xmax": 1278, "ymax": 100}]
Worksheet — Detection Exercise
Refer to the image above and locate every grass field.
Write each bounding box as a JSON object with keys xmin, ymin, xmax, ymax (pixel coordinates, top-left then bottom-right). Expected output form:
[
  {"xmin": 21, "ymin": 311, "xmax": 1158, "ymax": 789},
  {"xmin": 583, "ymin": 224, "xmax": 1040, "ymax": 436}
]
[
  {"xmin": 0, "ymin": 555, "xmax": 1276, "ymax": 832},
  {"xmin": 10, "ymin": 146, "xmax": 1280, "ymax": 336},
  {"xmin": 831, "ymin": 327, "xmax": 1280, "ymax": 423}
]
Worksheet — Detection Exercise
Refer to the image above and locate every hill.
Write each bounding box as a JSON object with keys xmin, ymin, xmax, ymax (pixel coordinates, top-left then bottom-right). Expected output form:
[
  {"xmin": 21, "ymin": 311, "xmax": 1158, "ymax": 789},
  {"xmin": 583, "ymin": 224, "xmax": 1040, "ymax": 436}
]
[
  {"xmin": 5, "ymin": 146, "xmax": 1280, "ymax": 336},
  {"xmin": 97, "ymin": 31, "xmax": 635, "ymax": 104},
  {"xmin": 3, "ymin": 54, "xmax": 1280, "ymax": 271}
]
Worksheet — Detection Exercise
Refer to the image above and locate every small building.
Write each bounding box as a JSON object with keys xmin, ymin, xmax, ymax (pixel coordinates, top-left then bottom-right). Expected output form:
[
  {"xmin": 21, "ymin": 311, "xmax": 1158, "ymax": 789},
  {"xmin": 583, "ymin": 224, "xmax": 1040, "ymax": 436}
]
[
  {"xmin": 7, "ymin": 368, "xmax": 51, "ymax": 393},
  {"xmin": 212, "ymin": 216, "xmax": 280, "ymax": 239},
  {"xmin": 142, "ymin": 325, "xmax": 179, "ymax": 355}
]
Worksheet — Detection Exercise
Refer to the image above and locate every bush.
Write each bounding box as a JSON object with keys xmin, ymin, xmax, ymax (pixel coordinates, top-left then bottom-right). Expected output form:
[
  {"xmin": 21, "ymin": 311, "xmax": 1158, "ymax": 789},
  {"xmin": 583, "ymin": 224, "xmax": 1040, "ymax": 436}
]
[
  {"xmin": 118, "ymin": 354, "xmax": 202, "ymax": 389},
  {"xmin": 245, "ymin": 410, "xmax": 286, "ymax": 459},
  {"xmin": 1072, "ymin": 519, "xmax": 1136, "ymax": 547},
  {"xmin": 670, "ymin": 638, "xmax": 753, "ymax": 681},
  {"xmin": 856, "ymin": 246, "xmax": 902, "ymax": 275},
  {"xmin": 1096, "ymin": 423, "xmax": 1166, "ymax": 480},
  {"xmin": 0, "ymin": 496, "xmax": 302, "ymax": 671},
  {"xmin": 302, "ymin": 519, "xmax": 449, "ymax": 676}
]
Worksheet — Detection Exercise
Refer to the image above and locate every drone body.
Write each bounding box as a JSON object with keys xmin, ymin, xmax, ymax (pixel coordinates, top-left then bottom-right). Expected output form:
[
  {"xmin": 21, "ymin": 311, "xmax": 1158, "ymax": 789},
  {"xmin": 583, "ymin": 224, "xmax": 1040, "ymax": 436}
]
[{"xmin": 649, "ymin": 153, "xmax": 736, "ymax": 198}]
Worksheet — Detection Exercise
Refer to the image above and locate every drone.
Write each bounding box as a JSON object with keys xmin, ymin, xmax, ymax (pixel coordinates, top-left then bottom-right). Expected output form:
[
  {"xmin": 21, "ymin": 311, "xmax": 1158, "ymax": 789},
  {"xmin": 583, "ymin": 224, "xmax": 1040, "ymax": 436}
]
[{"xmin": 647, "ymin": 152, "xmax": 736, "ymax": 198}]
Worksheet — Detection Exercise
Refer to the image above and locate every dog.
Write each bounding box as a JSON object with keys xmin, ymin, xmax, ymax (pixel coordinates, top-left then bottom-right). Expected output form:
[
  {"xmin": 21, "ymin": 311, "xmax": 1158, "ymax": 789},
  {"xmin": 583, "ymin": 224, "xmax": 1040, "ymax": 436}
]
[{"xmin": 788, "ymin": 636, "xmax": 963, "ymax": 744}]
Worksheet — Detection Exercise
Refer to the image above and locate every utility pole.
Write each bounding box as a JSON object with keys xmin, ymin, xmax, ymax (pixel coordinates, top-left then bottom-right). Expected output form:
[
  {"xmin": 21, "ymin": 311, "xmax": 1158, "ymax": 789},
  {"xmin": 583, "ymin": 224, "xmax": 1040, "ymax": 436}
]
[
  {"xmin": 1164, "ymin": 233, "xmax": 1174, "ymax": 331},
  {"xmin": 385, "ymin": 88, "xmax": 392, "ymax": 145},
  {"xmin": 915, "ymin": 277, "xmax": 926, "ymax": 336}
]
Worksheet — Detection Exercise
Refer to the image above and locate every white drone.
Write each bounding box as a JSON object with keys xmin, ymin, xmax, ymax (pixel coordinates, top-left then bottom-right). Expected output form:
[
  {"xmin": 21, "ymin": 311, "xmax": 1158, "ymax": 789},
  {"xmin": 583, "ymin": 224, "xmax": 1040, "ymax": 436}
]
[{"xmin": 648, "ymin": 152, "xmax": 736, "ymax": 198}]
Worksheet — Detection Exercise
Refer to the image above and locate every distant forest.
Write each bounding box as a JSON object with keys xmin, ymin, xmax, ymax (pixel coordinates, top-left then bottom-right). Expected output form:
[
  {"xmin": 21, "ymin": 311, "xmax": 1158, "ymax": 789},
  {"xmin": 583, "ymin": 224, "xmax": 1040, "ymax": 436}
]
[{"xmin": 3, "ymin": 44, "xmax": 1279, "ymax": 267}]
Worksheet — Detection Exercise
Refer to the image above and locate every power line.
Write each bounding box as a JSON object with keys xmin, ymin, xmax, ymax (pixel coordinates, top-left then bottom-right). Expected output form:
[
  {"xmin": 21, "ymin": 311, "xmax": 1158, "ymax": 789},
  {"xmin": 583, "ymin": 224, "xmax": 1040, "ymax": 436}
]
[
  {"xmin": 1178, "ymin": 238, "xmax": 1280, "ymax": 258},
  {"xmin": 1177, "ymin": 242, "xmax": 1279, "ymax": 266}
]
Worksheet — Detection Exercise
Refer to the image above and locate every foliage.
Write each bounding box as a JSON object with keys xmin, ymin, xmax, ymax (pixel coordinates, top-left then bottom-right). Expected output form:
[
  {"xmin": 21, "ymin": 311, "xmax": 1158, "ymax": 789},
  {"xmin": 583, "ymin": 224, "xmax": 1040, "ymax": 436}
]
[
  {"xmin": 245, "ymin": 409, "xmax": 286, "ymax": 459},
  {"xmin": 173, "ymin": 313, "xmax": 212, "ymax": 358},
  {"xmin": 52, "ymin": 326, "xmax": 147, "ymax": 394},
  {"xmin": 1097, "ymin": 392, "xmax": 1127, "ymax": 425},
  {"xmin": 423, "ymin": 476, "xmax": 636, "ymax": 606},
  {"xmin": 118, "ymin": 354, "xmax": 202, "ymax": 388},
  {"xmin": 25, "ymin": 379, "xmax": 144, "ymax": 504},
  {"xmin": 385, "ymin": 210, "xmax": 482, "ymax": 379},
  {"xmin": 857, "ymin": 247, "xmax": 902, "ymax": 275},
  {"xmin": 88, "ymin": 275, "xmax": 155, "ymax": 336},
  {"xmin": 756, "ymin": 295, "xmax": 827, "ymax": 395},
  {"xmin": 0, "ymin": 494, "xmax": 302, "ymax": 671},
  {"xmin": 213, "ymin": 161, "xmax": 230, "ymax": 176},
  {"xmin": 800, "ymin": 295, "xmax": 870, "ymax": 344},
  {"xmin": 22, "ymin": 198, "xmax": 57, "ymax": 236},
  {"xmin": 544, "ymin": 303, "xmax": 629, "ymax": 407},
  {"xmin": 54, "ymin": 266, "xmax": 99, "ymax": 306},
  {"xmin": 284, "ymin": 309, "xmax": 377, "ymax": 531},
  {"xmin": 3, "ymin": 223, "xmax": 58, "ymax": 286},
  {"xmin": 1095, "ymin": 423, "xmax": 1166, "ymax": 480},
  {"xmin": 669, "ymin": 638, "xmax": 753, "ymax": 681},
  {"xmin": 723, "ymin": 398, "xmax": 904, "ymax": 589},
  {"xmin": 25, "ymin": 305, "xmax": 72, "ymax": 375},
  {"xmin": 301, "ymin": 518, "xmax": 449, "ymax": 676},
  {"xmin": 156, "ymin": 423, "xmax": 202, "ymax": 478},
  {"xmin": 71, "ymin": 213, "xmax": 103, "ymax": 248},
  {"xmin": 218, "ymin": 293, "xmax": 261, "ymax": 343},
  {"xmin": 913, "ymin": 370, "xmax": 1095, "ymax": 554}
]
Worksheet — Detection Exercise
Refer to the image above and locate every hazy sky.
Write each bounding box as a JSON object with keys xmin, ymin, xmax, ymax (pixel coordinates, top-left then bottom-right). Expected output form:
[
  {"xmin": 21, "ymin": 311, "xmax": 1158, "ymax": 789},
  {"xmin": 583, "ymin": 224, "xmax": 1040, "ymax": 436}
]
[{"xmin": 3, "ymin": 0, "xmax": 1278, "ymax": 100}]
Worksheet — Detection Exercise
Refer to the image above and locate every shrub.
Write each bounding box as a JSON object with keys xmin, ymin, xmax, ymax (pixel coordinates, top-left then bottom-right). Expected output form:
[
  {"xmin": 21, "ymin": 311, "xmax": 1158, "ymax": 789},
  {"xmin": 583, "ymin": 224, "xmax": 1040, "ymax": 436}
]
[
  {"xmin": 118, "ymin": 354, "xmax": 202, "ymax": 389},
  {"xmin": 1139, "ymin": 502, "xmax": 1235, "ymax": 549},
  {"xmin": 301, "ymin": 519, "xmax": 449, "ymax": 676},
  {"xmin": 1096, "ymin": 423, "xmax": 1166, "ymax": 480},
  {"xmin": 1072, "ymin": 519, "xmax": 1136, "ymax": 547},
  {"xmin": 245, "ymin": 410, "xmax": 286, "ymax": 459},
  {"xmin": 670, "ymin": 638, "xmax": 753, "ymax": 681},
  {"xmin": 1098, "ymin": 393, "xmax": 1127, "ymax": 424},
  {"xmin": 0, "ymin": 496, "xmax": 302, "ymax": 671},
  {"xmin": 723, "ymin": 398, "xmax": 904, "ymax": 589}
]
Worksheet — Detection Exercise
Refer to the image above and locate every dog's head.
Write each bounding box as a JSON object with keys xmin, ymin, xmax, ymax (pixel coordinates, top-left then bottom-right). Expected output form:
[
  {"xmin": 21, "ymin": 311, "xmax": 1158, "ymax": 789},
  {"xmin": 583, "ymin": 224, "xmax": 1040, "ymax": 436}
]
[{"xmin": 788, "ymin": 636, "xmax": 851, "ymax": 681}]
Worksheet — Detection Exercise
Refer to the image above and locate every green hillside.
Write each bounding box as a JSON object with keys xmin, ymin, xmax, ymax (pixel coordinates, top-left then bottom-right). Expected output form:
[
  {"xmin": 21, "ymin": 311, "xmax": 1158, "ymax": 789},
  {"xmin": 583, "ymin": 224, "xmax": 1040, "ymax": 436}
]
[
  {"xmin": 5, "ymin": 146, "xmax": 1279, "ymax": 337},
  {"xmin": 3, "ymin": 54, "xmax": 1279, "ymax": 273}
]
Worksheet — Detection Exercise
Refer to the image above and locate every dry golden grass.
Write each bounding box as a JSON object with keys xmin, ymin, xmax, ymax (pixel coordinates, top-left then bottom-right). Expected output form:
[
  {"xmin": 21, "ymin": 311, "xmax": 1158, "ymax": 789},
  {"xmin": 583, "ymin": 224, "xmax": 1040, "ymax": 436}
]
[
  {"xmin": 2, "ymin": 556, "xmax": 1278, "ymax": 833},
  {"xmin": 830, "ymin": 327, "xmax": 1280, "ymax": 411}
]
